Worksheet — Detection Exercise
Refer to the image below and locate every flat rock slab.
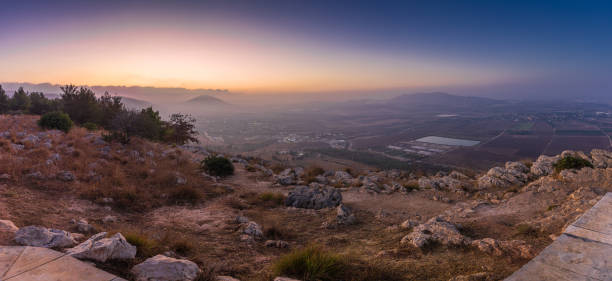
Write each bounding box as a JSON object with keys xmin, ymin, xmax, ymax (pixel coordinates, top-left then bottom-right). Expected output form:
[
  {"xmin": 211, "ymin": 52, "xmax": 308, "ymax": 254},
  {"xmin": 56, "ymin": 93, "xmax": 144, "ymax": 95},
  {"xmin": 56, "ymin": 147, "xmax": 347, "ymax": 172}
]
[
  {"xmin": 0, "ymin": 246, "xmax": 126, "ymax": 281},
  {"xmin": 505, "ymin": 192, "xmax": 612, "ymax": 281}
]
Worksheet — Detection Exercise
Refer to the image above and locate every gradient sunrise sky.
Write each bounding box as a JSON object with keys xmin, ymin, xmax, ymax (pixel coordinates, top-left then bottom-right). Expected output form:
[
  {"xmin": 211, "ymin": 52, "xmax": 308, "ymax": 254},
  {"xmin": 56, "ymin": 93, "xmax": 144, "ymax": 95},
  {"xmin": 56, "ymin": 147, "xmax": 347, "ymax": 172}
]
[{"xmin": 1, "ymin": 0, "xmax": 611, "ymax": 95}]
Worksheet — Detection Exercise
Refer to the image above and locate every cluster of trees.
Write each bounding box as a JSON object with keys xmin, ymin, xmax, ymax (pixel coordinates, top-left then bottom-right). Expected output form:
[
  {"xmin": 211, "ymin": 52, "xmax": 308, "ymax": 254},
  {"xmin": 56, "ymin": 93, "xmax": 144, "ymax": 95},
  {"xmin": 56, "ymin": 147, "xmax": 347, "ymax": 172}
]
[{"xmin": 0, "ymin": 84, "xmax": 198, "ymax": 145}]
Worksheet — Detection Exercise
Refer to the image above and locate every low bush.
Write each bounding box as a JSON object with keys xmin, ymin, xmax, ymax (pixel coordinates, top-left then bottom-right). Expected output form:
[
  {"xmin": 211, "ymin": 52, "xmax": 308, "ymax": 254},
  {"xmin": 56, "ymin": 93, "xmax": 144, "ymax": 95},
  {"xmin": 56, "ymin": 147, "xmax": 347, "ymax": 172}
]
[
  {"xmin": 123, "ymin": 232, "xmax": 160, "ymax": 258},
  {"xmin": 201, "ymin": 155, "xmax": 234, "ymax": 177},
  {"xmin": 82, "ymin": 122, "xmax": 99, "ymax": 131},
  {"xmin": 168, "ymin": 186, "xmax": 203, "ymax": 205},
  {"xmin": 273, "ymin": 246, "xmax": 345, "ymax": 281},
  {"xmin": 256, "ymin": 192, "xmax": 285, "ymax": 208},
  {"xmin": 515, "ymin": 224, "xmax": 539, "ymax": 237},
  {"xmin": 553, "ymin": 156, "xmax": 593, "ymax": 172},
  {"xmin": 38, "ymin": 111, "xmax": 73, "ymax": 132},
  {"xmin": 272, "ymin": 246, "xmax": 405, "ymax": 281}
]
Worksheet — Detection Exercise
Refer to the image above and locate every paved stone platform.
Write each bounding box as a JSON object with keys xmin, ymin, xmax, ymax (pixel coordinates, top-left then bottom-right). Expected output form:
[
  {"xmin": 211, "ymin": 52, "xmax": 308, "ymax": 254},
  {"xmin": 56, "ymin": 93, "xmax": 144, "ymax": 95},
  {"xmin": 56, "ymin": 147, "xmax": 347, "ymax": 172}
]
[
  {"xmin": 0, "ymin": 246, "xmax": 126, "ymax": 281},
  {"xmin": 505, "ymin": 192, "xmax": 612, "ymax": 281}
]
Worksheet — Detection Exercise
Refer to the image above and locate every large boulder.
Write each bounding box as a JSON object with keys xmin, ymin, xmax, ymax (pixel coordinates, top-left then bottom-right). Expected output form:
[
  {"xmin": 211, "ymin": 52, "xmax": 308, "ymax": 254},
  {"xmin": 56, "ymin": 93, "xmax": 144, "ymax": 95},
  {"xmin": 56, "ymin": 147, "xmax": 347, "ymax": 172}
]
[
  {"xmin": 400, "ymin": 217, "xmax": 469, "ymax": 248},
  {"xmin": 530, "ymin": 155, "xmax": 560, "ymax": 177},
  {"xmin": 285, "ymin": 185, "xmax": 342, "ymax": 209},
  {"xmin": 15, "ymin": 226, "xmax": 77, "ymax": 248},
  {"xmin": 131, "ymin": 255, "xmax": 201, "ymax": 281},
  {"xmin": 66, "ymin": 232, "xmax": 136, "ymax": 262}
]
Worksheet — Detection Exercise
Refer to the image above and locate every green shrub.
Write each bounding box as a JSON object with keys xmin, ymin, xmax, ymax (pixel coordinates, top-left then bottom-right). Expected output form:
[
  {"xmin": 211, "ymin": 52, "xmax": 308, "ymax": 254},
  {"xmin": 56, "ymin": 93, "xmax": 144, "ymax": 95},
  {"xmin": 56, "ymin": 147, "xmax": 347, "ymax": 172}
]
[
  {"xmin": 515, "ymin": 224, "xmax": 538, "ymax": 237},
  {"xmin": 273, "ymin": 246, "xmax": 345, "ymax": 281},
  {"xmin": 201, "ymin": 155, "xmax": 234, "ymax": 177},
  {"xmin": 123, "ymin": 232, "xmax": 159, "ymax": 258},
  {"xmin": 38, "ymin": 111, "xmax": 73, "ymax": 133},
  {"xmin": 553, "ymin": 156, "xmax": 593, "ymax": 172},
  {"xmin": 82, "ymin": 122, "xmax": 98, "ymax": 131}
]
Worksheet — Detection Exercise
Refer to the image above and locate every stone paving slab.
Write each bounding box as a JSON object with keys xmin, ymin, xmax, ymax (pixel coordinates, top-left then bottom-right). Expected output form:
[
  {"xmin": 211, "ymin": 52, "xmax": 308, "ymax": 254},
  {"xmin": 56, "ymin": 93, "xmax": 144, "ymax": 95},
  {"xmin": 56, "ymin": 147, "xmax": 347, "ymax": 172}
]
[
  {"xmin": 0, "ymin": 246, "xmax": 126, "ymax": 281},
  {"xmin": 505, "ymin": 192, "xmax": 612, "ymax": 281}
]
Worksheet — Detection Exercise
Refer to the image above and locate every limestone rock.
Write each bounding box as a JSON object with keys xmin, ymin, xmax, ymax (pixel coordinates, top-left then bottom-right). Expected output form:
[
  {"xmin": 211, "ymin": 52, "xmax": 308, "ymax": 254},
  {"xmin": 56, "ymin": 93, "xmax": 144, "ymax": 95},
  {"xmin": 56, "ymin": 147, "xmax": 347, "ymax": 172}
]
[
  {"xmin": 285, "ymin": 185, "xmax": 342, "ymax": 209},
  {"xmin": 471, "ymin": 238, "xmax": 535, "ymax": 259},
  {"xmin": 66, "ymin": 232, "xmax": 136, "ymax": 262},
  {"xmin": 241, "ymin": 221, "xmax": 263, "ymax": 238},
  {"xmin": 478, "ymin": 162, "xmax": 529, "ymax": 189},
  {"xmin": 531, "ymin": 155, "xmax": 560, "ymax": 177},
  {"xmin": 15, "ymin": 225, "xmax": 77, "ymax": 248},
  {"xmin": 590, "ymin": 149, "xmax": 612, "ymax": 168},
  {"xmin": 275, "ymin": 168, "xmax": 298, "ymax": 185},
  {"xmin": 336, "ymin": 204, "xmax": 356, "ymax": 225},
  {"xmin": 400, "ymin": 217, "xmax": 469, "ymax": 248},
  {"xmin": 131, "ymin": 254, "xmax": 201, "ymax": 281},
  {"xmin": 0, "ymin": 220, "xmax": 19, "ymax": 233}
]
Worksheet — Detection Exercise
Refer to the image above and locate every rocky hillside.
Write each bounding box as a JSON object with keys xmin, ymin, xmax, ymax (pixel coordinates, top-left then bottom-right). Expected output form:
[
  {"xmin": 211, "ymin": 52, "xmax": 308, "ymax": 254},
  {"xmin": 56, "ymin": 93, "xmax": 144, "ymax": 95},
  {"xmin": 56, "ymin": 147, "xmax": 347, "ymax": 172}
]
[{"xmin": 0, "ymin": 114, "xmax": 610, "ymax": 281}]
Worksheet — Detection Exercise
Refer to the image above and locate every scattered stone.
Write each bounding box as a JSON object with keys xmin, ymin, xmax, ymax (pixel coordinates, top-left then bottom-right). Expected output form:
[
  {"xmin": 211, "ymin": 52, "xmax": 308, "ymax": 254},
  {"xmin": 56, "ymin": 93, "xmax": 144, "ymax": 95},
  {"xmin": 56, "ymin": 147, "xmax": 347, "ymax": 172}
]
[
  {"xmin": 75, "ymin": 219, "xmax": 94, "ymax": 233},
  {"xmin": 131, "ymin": 255, "xmax": 201, "ymax": 281},
  {"xmin": 15, "ymin": 225, "xmax": 77, "ymax": 248},
  {"xmin": 285, "ymin": 185, "xmax": 342, "ymax": 209},
  {"xmin": 57, "ymin": 170, "xmax": 76, "ymax": 182},
  {"xmin": 336, "ymin": 204, "xmax": 356, "ymax": 225},
  {"xmin": 66, "ymin": 232, "xmax": 137, "ymax": 262},
  {"xmin": 0, "ymin": 173, "xmax": 10, "ymax": 180},
  {"xmin": 102, "ymin": 215, "xmax": 117, "ymax": 224},
  {"xmin": 242, "ymin": 221, "xmax": 263, "ymax": 238},
  {"xmin": 265, "ymin": 240, "xmax": 289, "ymax": 248},
  {"xmin": 25, "ymin": 171, "xmax": 44, "ymax": 180}
]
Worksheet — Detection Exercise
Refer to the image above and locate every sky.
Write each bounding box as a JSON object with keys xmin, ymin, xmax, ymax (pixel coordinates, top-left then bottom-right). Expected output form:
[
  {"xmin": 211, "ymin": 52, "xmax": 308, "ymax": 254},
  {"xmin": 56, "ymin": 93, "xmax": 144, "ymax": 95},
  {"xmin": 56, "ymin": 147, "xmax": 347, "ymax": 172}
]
[{"xmin": 1, "ymin": 0, "xmax": 611, "ymax": 97}]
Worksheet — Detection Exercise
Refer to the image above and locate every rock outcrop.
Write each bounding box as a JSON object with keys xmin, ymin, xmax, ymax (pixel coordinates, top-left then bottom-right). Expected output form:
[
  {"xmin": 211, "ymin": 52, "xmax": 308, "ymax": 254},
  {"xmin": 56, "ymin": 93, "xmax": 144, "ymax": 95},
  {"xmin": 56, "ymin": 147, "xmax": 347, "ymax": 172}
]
[
  {"xmin": 131, "ymin": 255, "xmax": 201, "ymax": 281},
  {"xmin": 530, "ymin": 155, "xmax": 559, "ymax": 177},
  {"xmin": 285, "ymin": 185, "xmax": 342, "ymax": 209},
  {"xmin": 478, "ymin": 162, "xmax": 529, "ymax": 189}
]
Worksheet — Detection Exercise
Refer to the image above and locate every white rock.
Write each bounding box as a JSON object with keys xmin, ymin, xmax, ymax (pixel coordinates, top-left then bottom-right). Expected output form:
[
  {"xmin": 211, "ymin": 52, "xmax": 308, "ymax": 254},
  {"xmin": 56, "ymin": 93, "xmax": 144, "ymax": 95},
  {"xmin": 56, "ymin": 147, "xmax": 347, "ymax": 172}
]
[
  {"xmin": 131, "ymin": 255, "xmax": 201, "ymax": 281},
  {"xmin": 66, "ymin": 232, "xmax": 136, "ymax": 262},
  {"xmin": 0, "ymin": 220, "xmax": 19, "ymax": 233}
]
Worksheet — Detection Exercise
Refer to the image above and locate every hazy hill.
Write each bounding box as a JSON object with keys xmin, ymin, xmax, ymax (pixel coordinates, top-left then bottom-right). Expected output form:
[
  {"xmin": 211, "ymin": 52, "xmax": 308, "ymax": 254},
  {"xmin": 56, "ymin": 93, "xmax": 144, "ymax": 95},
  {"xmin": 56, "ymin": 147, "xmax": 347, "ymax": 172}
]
[{"xmin": 184, "ymin": 95, "xmax": 228, "ymax": 106}]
